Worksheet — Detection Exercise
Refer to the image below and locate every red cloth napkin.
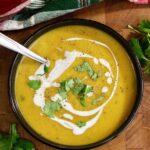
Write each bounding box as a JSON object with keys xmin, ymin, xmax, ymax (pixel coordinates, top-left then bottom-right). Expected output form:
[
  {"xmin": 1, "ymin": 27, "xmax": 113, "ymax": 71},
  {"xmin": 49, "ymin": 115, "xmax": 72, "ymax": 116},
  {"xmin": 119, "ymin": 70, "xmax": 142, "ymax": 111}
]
[
  {"xmin": 0, "ymin": 0, "xmax": 30, "ymax": 21},
  {"xmin": 0, "ymin": 0, "xmax": 25, "ymax": 15}
]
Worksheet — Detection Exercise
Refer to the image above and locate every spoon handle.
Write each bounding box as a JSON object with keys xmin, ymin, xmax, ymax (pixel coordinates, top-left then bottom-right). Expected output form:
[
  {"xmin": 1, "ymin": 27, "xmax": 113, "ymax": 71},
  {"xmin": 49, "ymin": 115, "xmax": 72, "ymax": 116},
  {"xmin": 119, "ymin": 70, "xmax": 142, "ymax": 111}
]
[{"xmin": 0, "ymin": 32, "xmax": 47, "ymax": 64}]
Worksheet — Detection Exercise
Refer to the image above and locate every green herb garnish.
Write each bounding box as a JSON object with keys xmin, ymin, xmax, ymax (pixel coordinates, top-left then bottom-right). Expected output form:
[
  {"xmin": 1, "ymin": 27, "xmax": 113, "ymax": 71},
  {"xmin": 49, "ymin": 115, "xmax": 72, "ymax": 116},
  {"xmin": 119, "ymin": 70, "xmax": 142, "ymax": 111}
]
[
  {"xmin": 76, "ymin": 121, "xmax": 86, "ymax": 128},
  {"xmin": 79, "ymin": 96, "xmax": 86, "ymax": 107},
  {"xmin": 75, "ymin": 62, "xmax": 91, "ymax": 72},
  {"xmin": 28, "ymin": 80, "xmax": 41, "ymax": 90},
  {"xmin": 73, "ymin": 81, "xmax": 93, "ymax": 107},
  {"xmin": 74, "ymin": 62, "xmax": 100, "ymax": 80},
  {"xmin": 91, "ymin": 96, "xmax": 104, "ymax": 105},
  {"xmin": 44, "ymin": 65, "xmax": 49, "ymax": 74},
  {"xmin": 128, "ymin": 20, "xmax": 150, "ymax": 75},
  {"xmin": 58, "ymin": 78, "xmax": 93, "ymax": 107},
  {"xmin": 37, "ymin": 65, "xmax": 49, "ymax": 76},
  {"xmin": 72, "ymin": 78, "xmax": 84, "ymax": 95},
  {"xmin": 43, "ymin": 100, "xmax": 61, "ymax": 118},
  {"xmin": 58, "ymin": 88, "xmax": 67, "ymax": 99},
  {"xmin": 60, "ymin": 79, "xmax": 74, "ymax": 92},
  {"xmin": 81, "ymin": 85, "xmax": 93, "ymax": 96},
  {"xmin": 58, "ymin": 78, "xmax": 75, "ymax": 99},
  {"xmin": 14, "ymin": 138, "xmax": 35, "ymax": 150},
  {"xmin": 0, "ymin": 124, "xmax": 35, "ymax": 150}
]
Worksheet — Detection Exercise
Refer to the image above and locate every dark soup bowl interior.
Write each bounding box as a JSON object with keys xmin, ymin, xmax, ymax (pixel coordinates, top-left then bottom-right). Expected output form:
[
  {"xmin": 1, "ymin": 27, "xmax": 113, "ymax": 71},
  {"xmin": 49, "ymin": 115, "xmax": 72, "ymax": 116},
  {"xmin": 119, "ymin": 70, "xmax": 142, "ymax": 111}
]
[{"xmin": 9, "ymin": 19, "xmax": 144, "ymax": 150}]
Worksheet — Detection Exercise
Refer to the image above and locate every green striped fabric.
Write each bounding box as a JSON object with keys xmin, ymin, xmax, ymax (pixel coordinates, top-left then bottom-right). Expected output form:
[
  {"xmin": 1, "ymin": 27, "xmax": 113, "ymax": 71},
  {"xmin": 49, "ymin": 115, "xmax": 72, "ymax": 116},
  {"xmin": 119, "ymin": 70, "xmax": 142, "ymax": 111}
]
[{"xmin": 0, "ymin": 0, "xmax": 103, "ymax": 31}]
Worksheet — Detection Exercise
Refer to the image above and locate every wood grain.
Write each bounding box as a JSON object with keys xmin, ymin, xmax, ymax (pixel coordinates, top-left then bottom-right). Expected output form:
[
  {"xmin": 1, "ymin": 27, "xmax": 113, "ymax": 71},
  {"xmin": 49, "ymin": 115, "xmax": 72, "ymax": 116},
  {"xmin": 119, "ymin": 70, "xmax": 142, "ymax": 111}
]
[{"xmin": 0, "ymin": 0, "xmax": 150, "ymax": 149}]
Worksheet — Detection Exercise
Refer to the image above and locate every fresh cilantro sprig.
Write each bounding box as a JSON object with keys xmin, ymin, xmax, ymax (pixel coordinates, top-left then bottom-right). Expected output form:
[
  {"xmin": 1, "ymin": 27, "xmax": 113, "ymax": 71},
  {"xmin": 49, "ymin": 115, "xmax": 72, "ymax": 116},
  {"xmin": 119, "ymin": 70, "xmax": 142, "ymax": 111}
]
[
  {"xmin": 74, "ymin": 62, "xmax": 100, "ymax": 80},
  {"xmin": 0, "ymin": 124, "xmax": 35, "ymax": 150},
  {"xmin": 76, "ymin": 121, "xmax": 86, "ymax": 128},
  {"xmin": 128, "ymin": 20, "xmax": 150, "ymax": 75}
]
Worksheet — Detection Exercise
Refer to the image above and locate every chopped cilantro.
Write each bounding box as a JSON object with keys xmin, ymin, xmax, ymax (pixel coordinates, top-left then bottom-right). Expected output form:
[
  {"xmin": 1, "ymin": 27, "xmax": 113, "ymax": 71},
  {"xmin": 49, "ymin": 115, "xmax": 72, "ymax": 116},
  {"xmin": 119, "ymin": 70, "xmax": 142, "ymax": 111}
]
[
  {"xmin": 44, "ymin": 65, "xmax": 49, "ymax": 73},
  {"xmin": 81, "ymin": 85, "xmax": 93, "ymax": 95},
  {"xmin": 58, "ymin": 88, "xmax": 67, "ymax": 99},
  {"xmin": 60, "ymin": 79, "xmax": 74, "ymax": 92},
  {"xmin": 73, "ymin": 82, "xmax": 93, "ymax": 107},
  {"xmin": 36, "ymin": 65, "xmax": 49, "ymax": 76},
  {"xmin": 74, "ymin": 62, "xmax": 100, "ymax": 80},
  {"xmin": 75, "ymin": 62, "xmax": 91, "ymax": 72},
  {"xmin": 58, "ymin": 79, "xmax": 75, "ymax": 99},
  {"xmin": 43, "ymin": 100, "xmax": 61, "ymax": 118},
  {"xmin": 72, "ymin": 82, "xmax": 85, "ymax": 95},
  {"xmin": 80, "ymin": 96, "xmax": 86, "ymax": 107},
  {"xmin": 91, "ymin": 96, "xmax": 104, "ymax": 105},
  {"xmin": 76, "ymin": 121, "xmax": 86, "ymax": 128},
  {"xmin": 27, "ymin": 80, "xmax": 41, "ymax": 90},
  {"xmin": 91, "ymin": 71, "xmax": 100, "ymax": 80},
  {"xmin": 58, "ymin": 78, "xmax": 93, "ymax": 107}
]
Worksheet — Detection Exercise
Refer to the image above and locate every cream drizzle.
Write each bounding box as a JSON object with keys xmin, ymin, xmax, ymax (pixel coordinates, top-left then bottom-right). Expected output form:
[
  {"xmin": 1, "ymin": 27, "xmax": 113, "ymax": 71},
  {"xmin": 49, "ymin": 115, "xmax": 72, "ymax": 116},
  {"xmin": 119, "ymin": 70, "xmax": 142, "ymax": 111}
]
[
  {"xmin": 64, "ymin": 37, "xmax": 114, "ymax": 77},
  {"xmin": 28, "ymin": 38, "xmax": 119, "ymax": 135},
  {"xmin": 102, "ymin": 86, "xmax": 108, "ymax": 93},
  {"xmin": 63, "ymin": 114, "xmax": 74, "ymax": 120},
  {"xmin": 52, "ymin": 109, "xmax": 103, "ymax": 135}
]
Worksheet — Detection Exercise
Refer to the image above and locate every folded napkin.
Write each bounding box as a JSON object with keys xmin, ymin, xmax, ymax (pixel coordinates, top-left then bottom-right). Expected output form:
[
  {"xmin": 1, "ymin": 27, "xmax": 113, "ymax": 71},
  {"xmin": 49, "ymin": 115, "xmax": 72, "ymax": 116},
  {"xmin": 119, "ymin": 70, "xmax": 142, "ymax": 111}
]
[
  {"xmin": 0, "ymin": 0, "xmax": 149, "ymax": 31},
  {"xmin": 0, "ymin": 0, "xmax": 103, "ymax": 31}
]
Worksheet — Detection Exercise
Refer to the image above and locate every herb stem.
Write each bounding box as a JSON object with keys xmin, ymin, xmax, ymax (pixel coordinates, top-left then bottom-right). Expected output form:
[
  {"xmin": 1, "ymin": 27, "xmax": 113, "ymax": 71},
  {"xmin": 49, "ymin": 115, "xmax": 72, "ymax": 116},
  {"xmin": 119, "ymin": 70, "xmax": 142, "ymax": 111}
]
[{"xmin": 128, "ymin": 25, "xmax": 142, "ymax": 34}]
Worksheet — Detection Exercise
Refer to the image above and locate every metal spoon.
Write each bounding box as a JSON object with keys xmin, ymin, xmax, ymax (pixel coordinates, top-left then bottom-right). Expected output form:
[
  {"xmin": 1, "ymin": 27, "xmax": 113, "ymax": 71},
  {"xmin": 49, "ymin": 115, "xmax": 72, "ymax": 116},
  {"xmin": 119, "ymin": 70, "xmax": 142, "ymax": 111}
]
[{"xmin": 0, "ymin": 32, "xmax": 47, "ymax": 64}]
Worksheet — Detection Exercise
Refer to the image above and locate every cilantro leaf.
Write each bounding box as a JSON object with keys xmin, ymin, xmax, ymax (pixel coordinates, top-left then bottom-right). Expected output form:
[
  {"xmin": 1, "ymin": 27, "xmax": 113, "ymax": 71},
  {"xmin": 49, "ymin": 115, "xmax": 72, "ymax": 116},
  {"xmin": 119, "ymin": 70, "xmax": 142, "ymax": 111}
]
[
  {"xmin": 60, "ymin": 79, "xmax": 74, "ymax": 92},
  {"xmin": 76, "ymin": 121, "xmax": 86, "ymax": 128},
  {"xmin": 58, "ymin": 79, "xmax": 75, "ymax": 99},
  {"xmin": 0, "ymin": 123, "xmax": 20, "ymax": 150},
  {"xmin": 91, "ymin": 71, "xmax": 100, "ymax": 80},
  {"xmin": 0, "ymin": 124, "xmax": 35, "ymax": 150},
  {"xmin": 28, "ymin": 80, "xmax": 41, "ymax": 90},
  {"xmin": 80, "ymin": 96, "xmax": 86, "ymax": 107},
  {"xmin": 128, "ymin": 21, "xmax": 150, "ymax": 75},
  {"xmin": 91, "ymin": 96, "xmax": 104, "ymax": 105},
  {"xmin": 145, "ymin": 45, "xmax": 150, "ymax": 59},
  {"xmin": 138, "ymin": 20, "xmax": 150, "ymax": 33},
  {"xmin": 44, "ymin": 65, "xmax": 49, "ymax": 74},
  {"xmin": 74, "ymin": 62, "xmax": 100, "ymax": 80},
  {"xmin": 81, "ymin": 85, "xmax": 93, "ymax": 95},
  {"xmin": 43, "ymin": 101, "xmax": 61, "ymax": 118},
  {"xmin": 14, "ymin": 139, "xmax": 35, "ymax": 150},
  {"xmin": 74, "ymin": 62, "xmax": 91, "ymax": 72},
  {"xmin": 73, "ymin": 83, "xmax": 93, "ymax": 107},
  {"xmin": 58, "ymin": 78, "xmax": 93, "ymax": 107},
  {"xmin": 129, "ymin": 38, "xmax": 146, "ymax": 60},
  {"xmin": 58, "ymin": 88, "xmax": 67, "ymax": 99},
  {"xmin": 72, "ymin": 83, "xmax": 85, "ymax": 95},
  {"xmin": 10, "ymin": 124, "xmax": 19, "ymax": 148},
  {"xmin": 0, "ymin": 135, "xmax": 12, "ymax": 150}
]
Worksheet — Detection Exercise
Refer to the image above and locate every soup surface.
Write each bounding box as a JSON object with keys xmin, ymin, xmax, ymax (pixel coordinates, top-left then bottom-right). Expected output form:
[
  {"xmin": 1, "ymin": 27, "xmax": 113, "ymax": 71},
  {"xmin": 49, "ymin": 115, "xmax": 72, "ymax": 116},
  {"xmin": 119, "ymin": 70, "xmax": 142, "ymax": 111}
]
[{"xmin": 15, "ymin": 25, "xmax": 137, "ymax": 146}]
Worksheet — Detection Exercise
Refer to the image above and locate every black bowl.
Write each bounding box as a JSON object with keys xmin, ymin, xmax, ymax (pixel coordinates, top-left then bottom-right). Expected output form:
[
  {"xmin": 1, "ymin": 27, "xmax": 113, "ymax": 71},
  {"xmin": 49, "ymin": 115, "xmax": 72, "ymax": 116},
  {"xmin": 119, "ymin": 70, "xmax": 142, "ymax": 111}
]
[{"xmin": 9, "ymin": 19, "xmax": 144, "ymax": 150}]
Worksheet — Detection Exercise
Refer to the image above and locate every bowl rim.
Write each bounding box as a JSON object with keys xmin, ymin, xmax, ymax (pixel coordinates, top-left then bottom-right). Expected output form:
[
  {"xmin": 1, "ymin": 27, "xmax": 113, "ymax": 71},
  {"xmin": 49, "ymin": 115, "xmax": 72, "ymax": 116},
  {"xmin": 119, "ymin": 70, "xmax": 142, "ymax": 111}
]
[{"xmin": 9, "ymin": 19, "xmax": 144, "ymax": 150}]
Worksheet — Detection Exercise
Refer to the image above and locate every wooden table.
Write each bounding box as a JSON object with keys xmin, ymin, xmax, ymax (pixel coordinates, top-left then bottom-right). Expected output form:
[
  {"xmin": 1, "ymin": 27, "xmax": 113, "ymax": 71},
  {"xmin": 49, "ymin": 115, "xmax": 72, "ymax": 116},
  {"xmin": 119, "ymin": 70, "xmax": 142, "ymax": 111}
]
[{"xmin": 0, "ymin": 0, "xmax": 150, "ymax": 149}]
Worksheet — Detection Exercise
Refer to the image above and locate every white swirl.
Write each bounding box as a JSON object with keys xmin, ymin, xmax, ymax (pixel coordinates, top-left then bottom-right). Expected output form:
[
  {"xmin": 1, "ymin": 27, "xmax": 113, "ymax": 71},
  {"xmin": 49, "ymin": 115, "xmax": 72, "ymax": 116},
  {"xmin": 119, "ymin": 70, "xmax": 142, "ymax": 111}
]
[{"xmin": 29, "ymin": 38, "xmax": 119, "ymax": 135}]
